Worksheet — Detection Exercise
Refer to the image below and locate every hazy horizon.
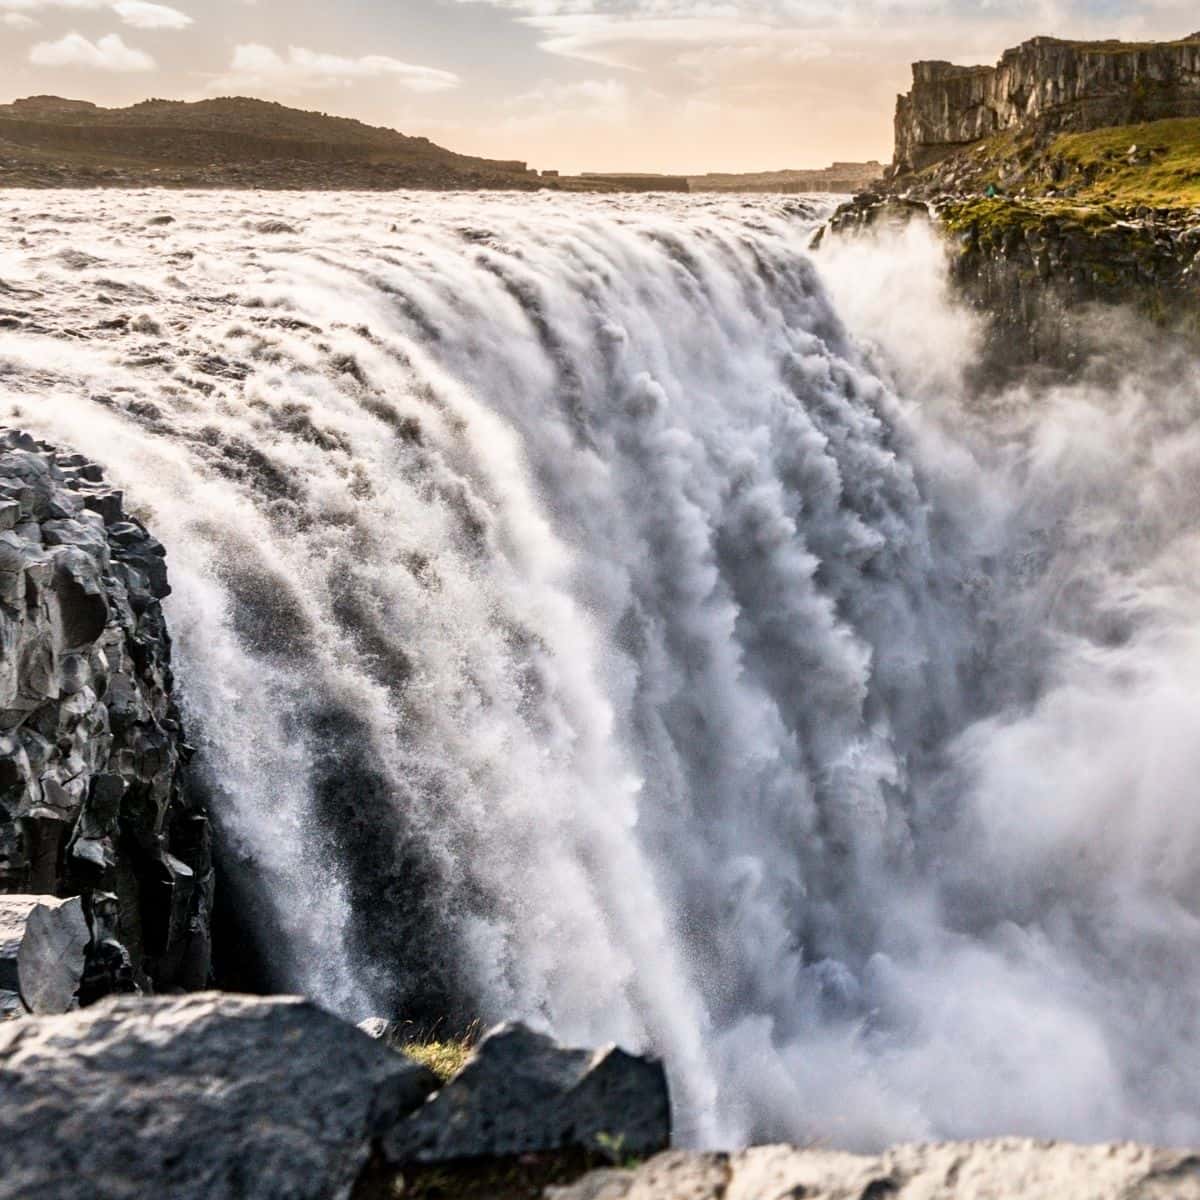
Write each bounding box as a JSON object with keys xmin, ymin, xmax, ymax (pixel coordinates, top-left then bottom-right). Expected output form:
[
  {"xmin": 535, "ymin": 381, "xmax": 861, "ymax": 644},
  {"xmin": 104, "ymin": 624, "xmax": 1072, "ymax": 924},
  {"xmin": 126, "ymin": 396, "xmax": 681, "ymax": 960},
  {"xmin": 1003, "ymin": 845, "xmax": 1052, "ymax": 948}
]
[{"xmin": 0, "ymin": 1, "xmax": 1196, "ymax": 174}]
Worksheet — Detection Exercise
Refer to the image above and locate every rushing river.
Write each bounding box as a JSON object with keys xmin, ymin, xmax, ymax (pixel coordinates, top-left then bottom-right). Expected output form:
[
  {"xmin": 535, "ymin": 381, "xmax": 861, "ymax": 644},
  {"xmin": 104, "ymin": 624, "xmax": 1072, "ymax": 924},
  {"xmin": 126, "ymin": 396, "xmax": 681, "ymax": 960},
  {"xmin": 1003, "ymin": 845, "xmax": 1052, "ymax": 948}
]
[{"xmin": 2, "ymin": 189, "xmax": 1200, "ymax": 1150}]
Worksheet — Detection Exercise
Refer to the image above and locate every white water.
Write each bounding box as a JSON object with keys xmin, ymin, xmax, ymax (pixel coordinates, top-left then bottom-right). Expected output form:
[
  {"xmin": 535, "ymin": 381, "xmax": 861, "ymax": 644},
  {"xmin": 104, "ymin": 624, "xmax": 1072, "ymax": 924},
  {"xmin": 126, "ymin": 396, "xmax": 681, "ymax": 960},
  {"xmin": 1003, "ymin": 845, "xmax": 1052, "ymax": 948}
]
[{"xmin": 3, "ymin": 190, "xmax": 1200, "ymax": 1150}]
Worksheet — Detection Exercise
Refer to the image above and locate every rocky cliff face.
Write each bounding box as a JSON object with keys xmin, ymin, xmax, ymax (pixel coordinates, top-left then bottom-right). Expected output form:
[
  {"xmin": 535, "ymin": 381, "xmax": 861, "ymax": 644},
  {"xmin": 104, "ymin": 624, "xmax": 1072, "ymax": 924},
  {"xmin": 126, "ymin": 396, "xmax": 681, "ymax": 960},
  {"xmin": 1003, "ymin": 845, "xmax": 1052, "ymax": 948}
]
[
  {"xmin": 895, "ymin": 35, "xmax": 1200, "ymax": 174},
  {"xmin": 0, "ymin": 429, "xmax": 210, "ymax": 999},
  {"xmin": 823, "ymin": 195, "xmax": 1200, "ymax": 378}
]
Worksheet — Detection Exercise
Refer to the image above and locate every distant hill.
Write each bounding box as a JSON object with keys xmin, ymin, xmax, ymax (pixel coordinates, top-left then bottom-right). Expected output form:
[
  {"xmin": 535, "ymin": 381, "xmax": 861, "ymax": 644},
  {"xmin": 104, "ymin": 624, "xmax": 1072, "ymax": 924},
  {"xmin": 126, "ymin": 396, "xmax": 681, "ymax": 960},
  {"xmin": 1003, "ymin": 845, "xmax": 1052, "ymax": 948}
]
[
  {"xmin": 0, "ymin": 95, "xmax": 541, "ymax": 190},
  {"xmin": 689, "ymin": 162, "xmax": 884, "ymax": 194}
]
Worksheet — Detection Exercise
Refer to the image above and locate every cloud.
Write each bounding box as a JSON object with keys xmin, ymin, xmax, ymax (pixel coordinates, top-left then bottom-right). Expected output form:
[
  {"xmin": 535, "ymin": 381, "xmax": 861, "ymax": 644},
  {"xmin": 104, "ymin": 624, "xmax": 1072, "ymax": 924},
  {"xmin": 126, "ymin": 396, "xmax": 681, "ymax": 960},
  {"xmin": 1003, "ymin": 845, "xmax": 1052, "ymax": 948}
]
[
  {"xmin": 207, "ymin": 44, "xmax": 461, "ymax": 94},
  {"xmin": 28, "ymin": 30, "xmax": 156, "ymax": 70},
  {"xmin": 111, "ymin": 1, "xmax": 191, "ymax": 29},
  {"xmin": 2, "ymin": 10, "xmax": 36, "ymax": 24},
  {"xmin": 458, "ymin": 0, "xmax": 1200, "ymax": 71},
  {"xmin": 0, "ymin": 0, "xmax": 192, "ymax": 31}
]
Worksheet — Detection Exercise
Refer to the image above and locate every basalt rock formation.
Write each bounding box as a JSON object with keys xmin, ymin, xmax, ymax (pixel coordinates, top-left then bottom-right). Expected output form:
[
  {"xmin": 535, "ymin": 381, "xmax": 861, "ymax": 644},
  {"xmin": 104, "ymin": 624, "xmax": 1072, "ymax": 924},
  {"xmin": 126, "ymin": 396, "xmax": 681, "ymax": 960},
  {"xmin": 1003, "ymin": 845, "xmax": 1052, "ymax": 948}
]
[
  {"xmin": 0, "ymin": 429, "xmax": 210, "ymax": 1003},
  {"xmin": 823, "ymin": 194, "xmax": 1200, "ymax": 375},
  {"xmin": 383, "ymin": 1022, "xmax": 671, "ymax": 1166},
  {"xmin": 0, "ymin": 994, "xmax": 441, "ymax": 1200},
  {"xmin": 894, "ymin": 34, "xmax": 1200, "ymax": 176},
  {"xmin": 0, "ymin": 998, "xmax": 670, "ymax": 1200}
]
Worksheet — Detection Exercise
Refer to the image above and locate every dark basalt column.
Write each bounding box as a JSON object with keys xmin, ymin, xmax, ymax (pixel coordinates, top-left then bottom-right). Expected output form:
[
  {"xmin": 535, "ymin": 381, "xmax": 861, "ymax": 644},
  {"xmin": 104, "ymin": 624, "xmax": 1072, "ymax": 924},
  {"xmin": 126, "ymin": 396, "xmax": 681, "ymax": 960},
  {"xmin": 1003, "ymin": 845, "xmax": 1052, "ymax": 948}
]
[{"xmin": 0, "ymin": 428, "xmax": 211, "ymax": 1000}]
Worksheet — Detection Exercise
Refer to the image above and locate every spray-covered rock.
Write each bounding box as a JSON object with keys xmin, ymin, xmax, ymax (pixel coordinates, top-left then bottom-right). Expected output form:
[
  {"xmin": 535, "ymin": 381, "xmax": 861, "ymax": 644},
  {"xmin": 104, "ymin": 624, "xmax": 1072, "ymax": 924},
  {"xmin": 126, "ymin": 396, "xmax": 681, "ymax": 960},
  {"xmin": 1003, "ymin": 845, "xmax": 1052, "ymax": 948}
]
[
  {"xmin": 0, "ymin": 429, "xmax": 210, "ymax": 999},
  {"xmin": 384, "ymin": 1022, "xmax": 671, "ymax": 1165}
]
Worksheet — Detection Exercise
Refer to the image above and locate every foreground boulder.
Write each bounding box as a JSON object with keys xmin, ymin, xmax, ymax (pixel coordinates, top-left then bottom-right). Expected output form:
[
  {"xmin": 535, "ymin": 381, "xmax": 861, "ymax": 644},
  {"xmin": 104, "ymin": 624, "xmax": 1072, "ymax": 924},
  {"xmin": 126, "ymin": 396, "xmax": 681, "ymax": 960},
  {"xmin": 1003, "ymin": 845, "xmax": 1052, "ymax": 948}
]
[
  {"xmin": 0, "ymin": 429, "xmax": 211, "ymax": 997},
  {"xmin": 384, "ymin": 1022, "xmax": 671, "ymax": 1165},
  {"xmin": 0, "ymin": 993, "xmax": 440, "ymax": 1200},
  {"xmin": 549, "ymin": 1141, "xmax": 1200, "ymax": 1200}
]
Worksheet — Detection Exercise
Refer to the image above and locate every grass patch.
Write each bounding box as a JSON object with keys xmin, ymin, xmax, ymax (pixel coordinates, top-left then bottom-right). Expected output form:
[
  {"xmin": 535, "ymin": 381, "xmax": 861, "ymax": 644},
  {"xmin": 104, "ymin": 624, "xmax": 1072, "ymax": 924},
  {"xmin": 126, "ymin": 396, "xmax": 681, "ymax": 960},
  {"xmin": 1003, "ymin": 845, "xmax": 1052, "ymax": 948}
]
[
  {"xmin": 1051, "ymin": 117, "xmax": 1200, "ymax": 205},
  {"xmin": 402, "ymin": 1038, "xmax": 475, "ymax": 1083},
  {"xmin": 910, "ymin": 116, "xmax": 1200, "ymax": 209}
]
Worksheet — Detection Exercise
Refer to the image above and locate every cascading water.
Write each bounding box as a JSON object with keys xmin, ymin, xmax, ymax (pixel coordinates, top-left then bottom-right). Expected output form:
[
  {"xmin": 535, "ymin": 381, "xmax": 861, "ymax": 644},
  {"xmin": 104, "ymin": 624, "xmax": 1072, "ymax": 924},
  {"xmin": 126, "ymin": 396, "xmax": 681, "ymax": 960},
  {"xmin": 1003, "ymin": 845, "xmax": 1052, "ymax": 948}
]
[{"xmin": 4, "ymin": 190, "xmax": 1200, "ymax": 1151}]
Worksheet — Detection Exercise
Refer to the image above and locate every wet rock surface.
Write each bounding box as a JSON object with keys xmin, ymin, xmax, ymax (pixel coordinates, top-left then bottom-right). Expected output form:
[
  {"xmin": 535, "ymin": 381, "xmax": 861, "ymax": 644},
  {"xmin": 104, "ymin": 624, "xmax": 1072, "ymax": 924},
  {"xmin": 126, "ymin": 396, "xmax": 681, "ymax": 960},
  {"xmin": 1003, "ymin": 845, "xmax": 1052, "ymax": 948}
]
[
  {"xmin": 0, "ymin": 992, "xmax": 441, "ymax": 1200},
  {"xmin": 549, "ymin": 1141, "xmax": 1200, "ymax": 1200},
  {"xmin": 823, "ymin": 193, "xmax": 1200, "ymax": 375},
  {"xmin": 383, "ymin": 1022, "xmax": 672, "ymax": 1166},
  {"xmin": 0, "ymin": 429, "xmax": 210, "ymax": 999}
]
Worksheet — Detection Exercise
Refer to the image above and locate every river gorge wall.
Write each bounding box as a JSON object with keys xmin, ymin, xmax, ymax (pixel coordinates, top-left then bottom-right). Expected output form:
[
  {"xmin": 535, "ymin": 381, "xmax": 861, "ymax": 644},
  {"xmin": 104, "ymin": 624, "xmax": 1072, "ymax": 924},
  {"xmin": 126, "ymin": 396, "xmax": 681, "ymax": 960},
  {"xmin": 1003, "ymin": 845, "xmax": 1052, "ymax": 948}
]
[{"xmin": 0, "ymin": 430, "xmax": 211, "ymax": 1001}]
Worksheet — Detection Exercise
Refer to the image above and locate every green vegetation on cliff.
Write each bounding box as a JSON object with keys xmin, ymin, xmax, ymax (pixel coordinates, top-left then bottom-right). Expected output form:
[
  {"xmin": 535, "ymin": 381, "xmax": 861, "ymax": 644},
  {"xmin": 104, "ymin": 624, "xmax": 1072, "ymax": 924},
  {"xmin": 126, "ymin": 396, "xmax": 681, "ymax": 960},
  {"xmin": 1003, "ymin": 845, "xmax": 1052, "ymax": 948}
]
[
  {"xmin": 1051, "ymin": 117, "xmax": 1200, "ymax": 204},
  {"xmin": 915, "ymin": 116, "xmax": 1200, "ymax": 208}
]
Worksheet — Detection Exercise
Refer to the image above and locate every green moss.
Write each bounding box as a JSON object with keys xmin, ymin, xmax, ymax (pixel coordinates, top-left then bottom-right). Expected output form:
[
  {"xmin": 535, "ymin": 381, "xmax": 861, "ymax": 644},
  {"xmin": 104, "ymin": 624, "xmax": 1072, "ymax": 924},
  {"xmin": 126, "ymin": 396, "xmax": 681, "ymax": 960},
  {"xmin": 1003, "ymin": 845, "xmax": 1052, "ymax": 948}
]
[{"xmin": 938, "ymin": 196, "xmax": 1124, "ymax": 251}]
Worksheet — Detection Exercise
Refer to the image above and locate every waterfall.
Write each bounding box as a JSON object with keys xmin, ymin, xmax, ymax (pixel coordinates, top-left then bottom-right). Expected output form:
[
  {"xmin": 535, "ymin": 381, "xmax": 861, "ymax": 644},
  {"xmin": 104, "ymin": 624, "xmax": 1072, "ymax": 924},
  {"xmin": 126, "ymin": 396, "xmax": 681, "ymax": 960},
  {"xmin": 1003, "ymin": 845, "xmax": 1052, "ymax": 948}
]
[{"xmin": 4, "ymin": 190, "xmax": 1200, "ymax": 1152}]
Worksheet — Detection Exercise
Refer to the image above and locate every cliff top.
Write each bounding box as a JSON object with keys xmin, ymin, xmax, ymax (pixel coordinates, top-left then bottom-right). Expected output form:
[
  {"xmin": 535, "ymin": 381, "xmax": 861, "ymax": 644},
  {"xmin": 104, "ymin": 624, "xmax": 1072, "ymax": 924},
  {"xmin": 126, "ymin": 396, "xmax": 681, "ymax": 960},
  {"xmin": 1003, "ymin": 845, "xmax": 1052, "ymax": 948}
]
[
  {"xmin": 894, "ymin": 30, "xmax": 1200, "ymax": 179},
  {"xmin": 913, "ymin": 32, "xmax": 1200, "ymax": 77}
]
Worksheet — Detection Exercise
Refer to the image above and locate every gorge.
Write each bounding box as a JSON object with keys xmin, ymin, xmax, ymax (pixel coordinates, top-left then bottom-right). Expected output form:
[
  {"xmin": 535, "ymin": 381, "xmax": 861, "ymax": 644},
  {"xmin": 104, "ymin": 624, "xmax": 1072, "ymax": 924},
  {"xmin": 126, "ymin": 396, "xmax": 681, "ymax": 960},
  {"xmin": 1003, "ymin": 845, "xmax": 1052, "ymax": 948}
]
[{"xmin": 3, "ymin": 27, "xmax": 1200, "ymax": 1197}]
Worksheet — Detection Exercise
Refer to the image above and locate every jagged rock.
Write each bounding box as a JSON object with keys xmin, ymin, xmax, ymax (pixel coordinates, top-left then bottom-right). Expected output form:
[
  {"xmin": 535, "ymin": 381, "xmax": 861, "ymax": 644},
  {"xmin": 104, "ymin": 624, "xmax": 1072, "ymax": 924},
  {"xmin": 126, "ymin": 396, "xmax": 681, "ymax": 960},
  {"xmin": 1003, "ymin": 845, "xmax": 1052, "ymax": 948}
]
[
  {"xmin": 895, "ymin": 35, "xmax": 1200, "ymax": 175},
  {"xmin": 0, "ymin": 429, "xmax": 211, "ymax": 996},
  {"xmin": 383, "ymin": 1022, "xmax": 671, "ymax": 1166},
  {"xmin": 0, "ymin": 993, "xmax": 441, "ymax": 1200},
  {"xmin": 16, "ymin": 895, "xmax": 88, "ymax": 1013},
  {"xmin": 549, "ymin": 1141, "xmax": 1200, "ymax": 1200}
]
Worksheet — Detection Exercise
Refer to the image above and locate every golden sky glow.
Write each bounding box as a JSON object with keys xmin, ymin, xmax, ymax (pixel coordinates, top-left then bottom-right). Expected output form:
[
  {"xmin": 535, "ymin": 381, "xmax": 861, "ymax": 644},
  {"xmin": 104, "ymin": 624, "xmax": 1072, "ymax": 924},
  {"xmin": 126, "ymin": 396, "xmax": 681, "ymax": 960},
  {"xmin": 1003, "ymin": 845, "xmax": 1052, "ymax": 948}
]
[{"xmin": 1, "ymin": 0, "xmax": 1196, "ymax": 172}]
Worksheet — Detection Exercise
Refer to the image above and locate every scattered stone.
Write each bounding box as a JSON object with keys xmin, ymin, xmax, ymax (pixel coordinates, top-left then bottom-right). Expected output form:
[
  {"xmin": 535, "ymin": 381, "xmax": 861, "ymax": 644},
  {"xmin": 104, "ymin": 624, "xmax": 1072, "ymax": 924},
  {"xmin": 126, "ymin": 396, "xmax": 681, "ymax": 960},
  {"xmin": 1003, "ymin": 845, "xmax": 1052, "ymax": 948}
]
[
  {"xmin": 383, "ymin": 1022, "xmax": 671, "ymax": 1166},
  {"xmin": 0, "ymin": 993, "xmax": 441, "ymax": 1200},
  {"xmin": 550, "ymin": 1141, "xmax": 1200, "ymax": 1200},
  {"xmin": 16, "ymin": 895, "xmax": 88, "ymax": 1014}
]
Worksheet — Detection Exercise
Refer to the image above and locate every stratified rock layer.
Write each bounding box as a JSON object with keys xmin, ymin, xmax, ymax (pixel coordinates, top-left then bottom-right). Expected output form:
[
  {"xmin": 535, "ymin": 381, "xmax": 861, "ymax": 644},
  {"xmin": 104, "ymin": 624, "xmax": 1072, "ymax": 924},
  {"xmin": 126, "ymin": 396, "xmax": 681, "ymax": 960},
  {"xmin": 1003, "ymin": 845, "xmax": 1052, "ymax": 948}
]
[
  {"xmin": 0, "ymin": 429, "xmax": 210, "ymax": 997},
  {"xmin": 0, "ymin": 993, "xmax": 441, "ymax": 1200},
  {"xmin": 895, "ymin": 35, "xmax": 1200, "ymax": 173},
  {"xmin": 550, "ymin": 1142, "xmax": 1200, "ymax": 1200}
]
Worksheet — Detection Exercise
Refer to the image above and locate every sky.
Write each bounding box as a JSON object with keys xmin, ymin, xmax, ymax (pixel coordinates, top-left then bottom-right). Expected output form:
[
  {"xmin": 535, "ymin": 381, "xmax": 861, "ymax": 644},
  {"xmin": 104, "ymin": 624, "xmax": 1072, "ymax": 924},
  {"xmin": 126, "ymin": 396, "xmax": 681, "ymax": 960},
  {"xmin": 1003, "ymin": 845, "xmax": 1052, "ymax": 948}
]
[{"xmin": 0, "ymin": 0, "xmax": 1197, "ymax": 173}]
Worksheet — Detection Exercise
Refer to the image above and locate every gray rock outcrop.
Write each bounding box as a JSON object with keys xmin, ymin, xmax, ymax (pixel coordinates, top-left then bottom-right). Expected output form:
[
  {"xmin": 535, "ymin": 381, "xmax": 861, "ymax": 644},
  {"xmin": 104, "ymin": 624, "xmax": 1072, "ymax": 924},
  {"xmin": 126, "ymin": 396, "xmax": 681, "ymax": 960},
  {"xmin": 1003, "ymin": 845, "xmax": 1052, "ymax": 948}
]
[
  {"xmin": 0, "ymin": 992, "xmax": 441, "ymax": 1200},
  {"xmin": 549, "ymin": 1141, "xmax": 1200, "ymax": 1200},
  {"xmin": 895, "ymin": 35, "xmax": 1200, "ymax": 174},
  {"xmin": 0, "ymin": 428, "xmax": 210, "ymax": 997},
  {"xmin": 383, "ymin": 1022, "xmax": 671, "ymax": 1165},
  {"xmin": 14, "ymin": 894, "xmax": 88, "ymax": 1013}
]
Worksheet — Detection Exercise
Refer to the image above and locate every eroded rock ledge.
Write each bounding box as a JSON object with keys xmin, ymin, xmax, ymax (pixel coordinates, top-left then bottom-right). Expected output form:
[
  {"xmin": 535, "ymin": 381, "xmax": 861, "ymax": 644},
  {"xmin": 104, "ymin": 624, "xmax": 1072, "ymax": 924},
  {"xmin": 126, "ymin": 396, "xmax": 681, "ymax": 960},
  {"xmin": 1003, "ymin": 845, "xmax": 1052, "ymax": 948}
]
[{"xmin": 0, "ymin": 428, "xmax": 210, "ymax": 1006}]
